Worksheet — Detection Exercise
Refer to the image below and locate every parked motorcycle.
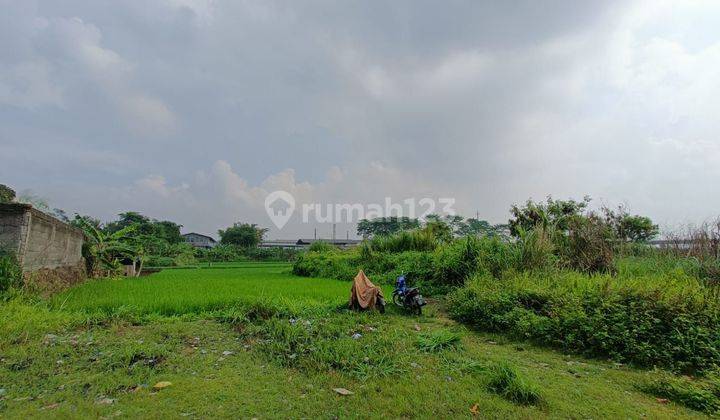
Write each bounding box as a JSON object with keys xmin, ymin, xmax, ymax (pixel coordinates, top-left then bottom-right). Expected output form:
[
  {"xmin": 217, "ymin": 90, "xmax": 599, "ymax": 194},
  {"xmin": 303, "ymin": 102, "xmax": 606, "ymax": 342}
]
[{"xmin": 392, "ymin": 274, "xmax": 426, "ymax": 315}]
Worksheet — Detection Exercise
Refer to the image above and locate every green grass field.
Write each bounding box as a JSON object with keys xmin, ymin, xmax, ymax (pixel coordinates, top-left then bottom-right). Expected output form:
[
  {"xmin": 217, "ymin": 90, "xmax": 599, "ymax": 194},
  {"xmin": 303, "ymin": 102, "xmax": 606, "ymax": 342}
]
[
  {"xmin": 51, "ymin": 262, "xmax": 357, "ymax": 315},
  {"xmin": 0, "ymin": 263, "xmax": 706, "ymax": 418}
]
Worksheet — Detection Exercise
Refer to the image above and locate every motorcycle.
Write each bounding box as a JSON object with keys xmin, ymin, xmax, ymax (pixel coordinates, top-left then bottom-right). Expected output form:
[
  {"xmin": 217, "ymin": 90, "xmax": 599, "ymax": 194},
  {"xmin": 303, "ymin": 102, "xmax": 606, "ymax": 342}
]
[{"xmin": 392, "ymin": 274, "xmax": 426, "ymax": 315}]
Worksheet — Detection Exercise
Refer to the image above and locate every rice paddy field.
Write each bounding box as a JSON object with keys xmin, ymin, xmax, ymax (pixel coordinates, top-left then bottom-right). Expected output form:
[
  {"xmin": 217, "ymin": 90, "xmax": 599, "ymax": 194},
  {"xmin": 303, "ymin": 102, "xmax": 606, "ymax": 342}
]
[
  {"xmin": 51, "ymin": 263, "xmax": 357, "ymax": 315},
  {"xmin": 0, "ymin": 262, "xmax": 707, "ymax": 418}
]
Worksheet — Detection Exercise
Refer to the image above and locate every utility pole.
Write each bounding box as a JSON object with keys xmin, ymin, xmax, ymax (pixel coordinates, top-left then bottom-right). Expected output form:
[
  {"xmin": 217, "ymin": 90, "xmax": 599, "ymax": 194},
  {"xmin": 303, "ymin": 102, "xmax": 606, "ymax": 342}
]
[
  {"xmin": 314, "ymin": 227, "xmax": 317, "ymax": 240},
  {"xmin": 332, "ymin": 223, "xmax": 336, "ymax": 242}
]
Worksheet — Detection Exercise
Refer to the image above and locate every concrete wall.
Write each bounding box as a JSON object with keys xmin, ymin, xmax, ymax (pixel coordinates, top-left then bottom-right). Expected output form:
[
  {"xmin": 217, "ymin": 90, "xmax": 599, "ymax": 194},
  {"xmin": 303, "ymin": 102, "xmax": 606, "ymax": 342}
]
[{"xmin": 0, "ymin": 203, "xmax": 85, "ymax": 290}]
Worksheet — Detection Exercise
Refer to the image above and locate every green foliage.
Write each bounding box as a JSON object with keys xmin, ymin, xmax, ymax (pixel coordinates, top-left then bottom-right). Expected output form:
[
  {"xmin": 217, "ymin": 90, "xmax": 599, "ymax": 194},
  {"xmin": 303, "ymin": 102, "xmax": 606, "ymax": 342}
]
[
  {"xmin": 218, "ymin": 223, "xmax": 268, "ymax": 247},
  {"xmin": 447, "ymin": 270, "xmax": 720, "ymax": 373},
  {"xmin": 639, "ymin": 375, "xmax": 720, "ymax": 414},
  {"xmin": 104, "ymin": 212, "xmax": 183, "ymax": 245},
  {"xmin": 431, "ymin": 237, "xmax": 483, "ymax": 287},
  {"xmin": 171, "ymin": 243, "xmax": 196, "ymax": 266},
  {"xmin": 152, "ymin": 220, "xmax": 184, "ymax": 244},
  {"xmin": 514, "ymin": 226, "xmax": 556, "ymax": 271},
  {"xmin": 356, "ymin": 216, "xmax": 420, "ymax": 237},
  {"xmin": 242, "ymin": 314, "xmax": 402, "ymax": 379},
  {"xmin": 75, "ymin": 219, "xmax": 138, "ymax": 274},
  {"xmin": 368, "ymin": 229, "xmax": 438, "ymax": 253},
  {"xmin": 0, "ymin": 248, "xmax": 23, "ymax": 292},
  {"xmin": 416, "ymin": 329, "xmax": 462, "ymax": 352},
  {"xmin": 70, "ymin": 214, "xmax": 102, "ymax": 230},
  {"xmin": 423, "ymin": 218, "xmax": 453, "ymax": 243},
  {"xmin": 144, "ymin": 255, "xmax": 175, "ymax": 267},
  {"xmin": 308, "ymin": 240, "xmax": 336, "ymax": 253},
  {"xmin": 0, "ymin": 184, "xmax": 16, "ymax": 203},
  {"xmin": 603, "ymin": 205, "xmax": 659, "ymax": 242},
  {"xmin": 291, "ymin": 249, "xmax": 360, "ymax": 281},
  {"xmin": 486, "ymin": 362, "xmax": 543, "ymax": 406},
  {"xmin": 560, "ymin": 213, "xmax": 615, "ymax": 273},
  {"xmin": 200, "ymin": 244, "xmax": 245, "ymax": 262},
  {"xmin": 509, "ymin": 196, "xmax": 590, "ymax": 237}
]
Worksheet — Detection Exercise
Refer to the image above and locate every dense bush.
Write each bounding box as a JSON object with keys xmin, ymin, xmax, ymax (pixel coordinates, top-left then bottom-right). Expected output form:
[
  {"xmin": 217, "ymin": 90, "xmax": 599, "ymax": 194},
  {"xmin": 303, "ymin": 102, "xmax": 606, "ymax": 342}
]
[
  {"xmin": 292, "ymin": 247, "xmax": 437, "ymax": 290},
  {"xmin": 307, "ymin": 241, "xmax": 336, "ymax": 253},
  {"xmin": 514, "ymin": 226, "xmax": 556, "ymax": 272},
  {"xmin": 292, "ymin": 250, "xmax": 361, "ymax": 281},
  {"xmin": 446, "ymin": 271, "xmax": 720, "ymax": 373},
  {"xmin": 144, "ymin": 256, "xmax": 175, "ymax": 267},
  {"xmin": 559, "ymin": 214, "xmax": 615, "ymax": 273},
  {"xmin": 431, "ymin": 237, "xmax": 483, "ymax": 287},
  {"xmin": 292, "ymin": 233, "xmax": 558, "ymax": 292},
  {"xmin": 196, "ymin": 244, "xmax": 245, "ymax": 262}
]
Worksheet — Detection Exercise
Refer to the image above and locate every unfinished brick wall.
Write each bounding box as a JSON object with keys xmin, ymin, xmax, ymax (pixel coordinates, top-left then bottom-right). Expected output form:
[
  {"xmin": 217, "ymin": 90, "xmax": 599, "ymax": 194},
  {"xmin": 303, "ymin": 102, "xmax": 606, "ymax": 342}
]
[{"xmin": 0, "ymin": 203, "xmax": 86, "ymax": 291}]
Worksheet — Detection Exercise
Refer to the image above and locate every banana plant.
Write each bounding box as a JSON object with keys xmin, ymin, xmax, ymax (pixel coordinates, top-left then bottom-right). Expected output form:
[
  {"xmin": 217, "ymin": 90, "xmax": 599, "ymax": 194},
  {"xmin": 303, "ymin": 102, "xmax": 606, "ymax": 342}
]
[{"xmin": 76, "ymin": 219, "xmax": 137, "ymax": 277}]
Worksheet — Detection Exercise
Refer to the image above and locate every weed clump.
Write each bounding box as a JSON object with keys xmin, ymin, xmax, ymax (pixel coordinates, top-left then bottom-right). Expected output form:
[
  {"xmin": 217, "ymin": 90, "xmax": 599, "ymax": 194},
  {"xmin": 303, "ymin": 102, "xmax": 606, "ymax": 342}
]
[
  {"xmin": 416, "ymin": 329, "xmax": 462, "ymax": 352},
  {"xmin": 241, "ymin": 313, "xmax": 403, "ymax": 380},
  {"xmin": 486, "ymin": 362, "xmax": 543, "ymax": 406},
  {"xmin": 639, "ymin": 375, "xmax": 720, "ymax": 414},
  {"xmin": 0, "ymin": 248, "xmax": 23, "ymax": 293}
]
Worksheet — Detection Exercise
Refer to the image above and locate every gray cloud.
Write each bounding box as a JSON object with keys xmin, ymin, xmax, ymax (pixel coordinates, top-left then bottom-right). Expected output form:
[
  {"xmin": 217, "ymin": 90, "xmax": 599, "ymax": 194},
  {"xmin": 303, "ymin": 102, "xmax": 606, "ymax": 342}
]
[{"xmin": 1, "ymin": 0, "xmax": 719, "ymax": 238}]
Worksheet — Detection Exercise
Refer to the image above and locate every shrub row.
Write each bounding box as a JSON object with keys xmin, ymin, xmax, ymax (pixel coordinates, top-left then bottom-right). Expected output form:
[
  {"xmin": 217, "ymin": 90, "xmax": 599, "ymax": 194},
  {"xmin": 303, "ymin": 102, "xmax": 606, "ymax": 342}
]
[
  {"xmin": 446, "ymin": 271, "xmax": 720, "ymax": 373},
  {"xmin": 293, "ymin": 234, "xmax": 565, "ymax": 292}
]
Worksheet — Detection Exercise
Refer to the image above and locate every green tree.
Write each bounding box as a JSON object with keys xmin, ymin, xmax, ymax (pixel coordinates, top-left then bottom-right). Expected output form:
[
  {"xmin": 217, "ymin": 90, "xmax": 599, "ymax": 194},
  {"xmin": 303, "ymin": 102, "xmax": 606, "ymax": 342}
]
[
  {"xmin": 70, "ymin": 214, "xmax": 103, "ymax": 230},
  {"xmin": 602, "ymin": 206, "xmax": 659, "ymax": 242},
  {"xmin": 0, "ymin": 184, "xmax": 16, "ymax": 203},
  {"xmin": 105, "ymin": 212, "xmax": 183, "ymax": 245},
  {"xmin": 218, "ymin": 223, "xmax": 268, "ymax": 247},
  {"xmin": 620, "ymin": 215, "xmax": 659, "ymax": 242},
  {"xmin": 153, "ymin": 220, "xmax": 183, "ymax": 244},
  {"xmin": 356, "ymin": 217, "xmax": 420, "ymax": 237},
  {"xmin": 423, "ymin": 219, "xmax": 453, "ymax": 243},
  {"xmin": 508, "ymin": 196, "xmax": 591, "ymax": 237},
  {"xmin": 106, "ymin": 212, "xmax": 153, "ymax": 235}
]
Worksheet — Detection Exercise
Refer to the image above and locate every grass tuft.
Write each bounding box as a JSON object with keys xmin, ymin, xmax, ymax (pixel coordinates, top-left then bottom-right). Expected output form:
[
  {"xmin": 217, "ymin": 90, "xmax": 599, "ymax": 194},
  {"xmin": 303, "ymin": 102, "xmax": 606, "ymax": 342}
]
[
  {"xmin": 486, "ymin": 362, "xmax": 543, "ymax": 406},
  {"xmin": 416, "ymin": 329, "xmax": 462, "ymax": 352}
]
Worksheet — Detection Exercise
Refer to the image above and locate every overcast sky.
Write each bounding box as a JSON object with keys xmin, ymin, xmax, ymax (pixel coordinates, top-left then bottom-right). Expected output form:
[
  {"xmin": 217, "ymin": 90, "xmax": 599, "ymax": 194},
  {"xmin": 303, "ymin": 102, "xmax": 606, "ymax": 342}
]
[{"xmin": 1, "ymin": 0, "xmax": 719, "ymax": 239}]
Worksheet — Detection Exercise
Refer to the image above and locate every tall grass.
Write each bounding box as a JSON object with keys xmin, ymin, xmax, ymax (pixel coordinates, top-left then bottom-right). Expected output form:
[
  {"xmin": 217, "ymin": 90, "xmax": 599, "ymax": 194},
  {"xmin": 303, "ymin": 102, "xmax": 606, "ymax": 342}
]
[
  {"xmin": 369, "ymin": 229, "xmax": 438, "ymax": 253},
  {"xmin": 0, "ymin": 247, "xmax": 23, "ymax": 292},
  {"xmin": 486, "ymin": 362, "xmax": 543, "ymax": 406}
]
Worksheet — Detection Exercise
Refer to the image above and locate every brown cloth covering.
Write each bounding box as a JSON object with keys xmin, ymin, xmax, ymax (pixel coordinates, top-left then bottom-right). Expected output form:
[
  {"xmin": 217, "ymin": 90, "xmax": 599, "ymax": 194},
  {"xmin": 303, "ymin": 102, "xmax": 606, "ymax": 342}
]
[{"xmin": 349, "ymin": 270, "xmax": 384, "ymax": 310}]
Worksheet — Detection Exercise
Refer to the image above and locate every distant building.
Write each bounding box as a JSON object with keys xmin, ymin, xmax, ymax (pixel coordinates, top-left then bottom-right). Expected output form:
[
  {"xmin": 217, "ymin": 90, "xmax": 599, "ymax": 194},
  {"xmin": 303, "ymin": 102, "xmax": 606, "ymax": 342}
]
[
  {"xmin": 259, "ymin": 238, "xmax": 362, "ymax": 249},
  {"xmin": 182, "ymin": 232, "xmax": 217, "ymax": 249},
  {"xmin": 259, "ymin": 239, "xmax": 304, "ymax": 249},
  {"xmin": 296, "ymin": 238, "xmax": 362, "ymax": 248}
]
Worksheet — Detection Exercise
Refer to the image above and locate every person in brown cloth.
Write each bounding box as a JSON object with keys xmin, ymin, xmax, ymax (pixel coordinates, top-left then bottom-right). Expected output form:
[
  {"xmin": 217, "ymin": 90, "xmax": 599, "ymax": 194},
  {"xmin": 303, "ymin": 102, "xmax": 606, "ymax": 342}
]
[{"xmin": 348, "ymin": 269, "xmax": 385, "ymax": 313}]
